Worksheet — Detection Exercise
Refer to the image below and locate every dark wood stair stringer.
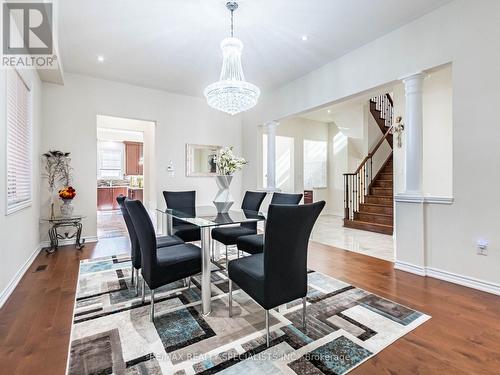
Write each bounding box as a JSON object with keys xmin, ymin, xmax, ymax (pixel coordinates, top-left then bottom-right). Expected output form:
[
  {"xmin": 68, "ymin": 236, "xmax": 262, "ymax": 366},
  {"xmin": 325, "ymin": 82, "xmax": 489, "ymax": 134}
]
[{"xmin": 343, "ymin": 93, "xmax": 394, "ymax": 235}]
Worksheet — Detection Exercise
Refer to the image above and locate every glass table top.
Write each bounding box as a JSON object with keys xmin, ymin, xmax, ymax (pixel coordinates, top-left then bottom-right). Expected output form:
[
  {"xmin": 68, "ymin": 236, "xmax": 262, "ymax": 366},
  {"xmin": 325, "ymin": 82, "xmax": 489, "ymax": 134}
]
[
  {"xmin": 41, "ymin": 215, "xmax": 86, "ymax": 222},
  {"xmin": 156, "ymin": 205, "xmax": 266, "ymax": 228}
]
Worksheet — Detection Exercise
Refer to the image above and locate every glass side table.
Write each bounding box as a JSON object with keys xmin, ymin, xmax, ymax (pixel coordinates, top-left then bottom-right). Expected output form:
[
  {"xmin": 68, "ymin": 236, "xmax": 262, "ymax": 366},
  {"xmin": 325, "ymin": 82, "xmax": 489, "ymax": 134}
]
[{"xmin": 41, "ymin": 215, "xmax": 86, "ymax": 254}]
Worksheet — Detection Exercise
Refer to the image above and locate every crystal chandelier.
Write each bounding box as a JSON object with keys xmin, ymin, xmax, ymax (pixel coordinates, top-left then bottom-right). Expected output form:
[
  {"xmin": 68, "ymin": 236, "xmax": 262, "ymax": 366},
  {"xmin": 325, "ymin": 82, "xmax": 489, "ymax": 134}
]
[{"xmin": 204, "ymin": 2, "xmax": 260, "ymax": 116}]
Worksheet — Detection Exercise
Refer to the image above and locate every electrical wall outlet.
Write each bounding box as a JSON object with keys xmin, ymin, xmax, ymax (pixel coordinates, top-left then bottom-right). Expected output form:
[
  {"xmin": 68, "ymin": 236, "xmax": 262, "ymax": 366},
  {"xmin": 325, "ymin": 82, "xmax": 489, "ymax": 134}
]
[{"xmin": 477, "ymin": 240, "xmax": 488, "ymax": 256}]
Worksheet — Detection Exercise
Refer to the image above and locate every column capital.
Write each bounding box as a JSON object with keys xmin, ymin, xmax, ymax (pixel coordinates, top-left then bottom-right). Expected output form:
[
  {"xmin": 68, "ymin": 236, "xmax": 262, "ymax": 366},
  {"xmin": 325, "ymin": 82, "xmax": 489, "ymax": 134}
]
[
  {"xmin": 399, "ymin": 72, "xmax": 425, "ymax": 82},
  {"xmin": 401, "ymin": 72, "xmax": 425, "ymax": 94},
  {"xmin": 263, "ymin": 120, "xmax": 279, "ymax": 131}
]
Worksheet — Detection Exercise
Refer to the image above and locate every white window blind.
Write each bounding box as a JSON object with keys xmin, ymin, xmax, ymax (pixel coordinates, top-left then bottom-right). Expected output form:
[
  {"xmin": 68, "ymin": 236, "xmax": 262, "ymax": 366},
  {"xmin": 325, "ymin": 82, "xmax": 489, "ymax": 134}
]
[
  {"xmin": 6, "ymin": 70, "xmax": 32, "ymax": 214},
  {"xmin": 97, "ymin": 141, "xmax": 124, "ymax": 179}
]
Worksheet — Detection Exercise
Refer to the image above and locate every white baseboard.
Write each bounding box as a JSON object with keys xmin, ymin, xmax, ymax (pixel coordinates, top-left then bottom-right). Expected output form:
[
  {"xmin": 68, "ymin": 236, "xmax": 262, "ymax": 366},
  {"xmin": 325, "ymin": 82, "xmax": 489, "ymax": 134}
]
[
  {"xmin": 426, "ymin": 267, "xmax": 500, "ymax": 296},
  {"xmin": 0, "ymin": 244, "xmax": 43, "ymax": 308},
  {"xmin": 394, "ymin": 260, "xmax": 427, "ymax": 276},
  {"xmin": 395, "ymin": 261, "xmax": 500, "ymax": 295},
  {"xmin": 39, "ymin": 235, "xmax": 98, "ymax": 249}
]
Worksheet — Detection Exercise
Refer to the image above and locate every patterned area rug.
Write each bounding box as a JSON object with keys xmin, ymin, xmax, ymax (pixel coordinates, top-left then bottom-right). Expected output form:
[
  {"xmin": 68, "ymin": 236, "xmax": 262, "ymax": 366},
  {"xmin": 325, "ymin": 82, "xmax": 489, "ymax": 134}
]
[{"xmin": 68, "ymin": 254, "xmax": 430, "ymax": 374}]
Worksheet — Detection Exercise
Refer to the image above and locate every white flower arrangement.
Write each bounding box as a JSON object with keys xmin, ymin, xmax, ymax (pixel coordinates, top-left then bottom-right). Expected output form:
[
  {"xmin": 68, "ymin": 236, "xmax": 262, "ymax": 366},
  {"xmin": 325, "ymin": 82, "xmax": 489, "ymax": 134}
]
[{"xmin": 215, "ymin": 146, "xmax": 247, "ymax": 175}]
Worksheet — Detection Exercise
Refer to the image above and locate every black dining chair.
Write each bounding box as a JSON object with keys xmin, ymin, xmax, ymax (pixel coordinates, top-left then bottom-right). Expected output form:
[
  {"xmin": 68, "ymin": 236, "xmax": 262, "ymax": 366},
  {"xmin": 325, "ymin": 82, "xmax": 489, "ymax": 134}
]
[
  {"xmin": 236, "ymin": 192, "xmax": 303, "ymax": 255},
  {"xmin": 228, "ymin": 201, "xmax": 325, "ymax": 347},
  {"xmin": 125, "ymin": 199, "xmax": 202, "ymax": 322},
  {"xmin": 211, "ymin": 191, "xmax": 267, "ymax": 269},
  {"xmin": 162, "ymin": 190, "xmax": 201, "ymax": 242},
  {"xmin": 116, "ymin": 195, "xmax": 184, "ymax": 295}
]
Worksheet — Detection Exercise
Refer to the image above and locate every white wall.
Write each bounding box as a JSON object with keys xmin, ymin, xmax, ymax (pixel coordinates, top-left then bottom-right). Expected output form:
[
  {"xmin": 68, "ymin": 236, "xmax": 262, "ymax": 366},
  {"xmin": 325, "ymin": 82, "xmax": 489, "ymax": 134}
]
[
  {"xmin": 422, "ymin": 67, "xmax": 453, "ymax": 197},
  {"xmin": 42, "ymin": 73, "xmax": 243, "ymax": 239},
  {"xmin": 328, "ymin": 126, "xmax": 348, "ymax": 216},
  {"xmin": 393, "ymin": 66, "xmax": 453, "ymax": 197},
  {"xmin": 0, "ymin": 69, "xmax": 43, "ymax": 303},
  {"xmin": 242, "ymin": 0, "xmax": 500, "ymax": 286}
]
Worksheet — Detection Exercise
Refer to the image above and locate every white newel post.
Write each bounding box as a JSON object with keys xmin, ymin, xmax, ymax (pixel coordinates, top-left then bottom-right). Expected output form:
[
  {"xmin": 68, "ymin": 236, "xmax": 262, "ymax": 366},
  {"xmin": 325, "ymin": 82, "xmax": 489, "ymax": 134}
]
[
  {"xmin": 264, "ymin": 121, "xmax": 279, "ymax": 190},
  {"xmin": 394, "ymin": 72, "xmax": 427, "ymax": 275},
  {"xmin": 403, "ymin": 73, "xmax": 424, "ymax": 194}
]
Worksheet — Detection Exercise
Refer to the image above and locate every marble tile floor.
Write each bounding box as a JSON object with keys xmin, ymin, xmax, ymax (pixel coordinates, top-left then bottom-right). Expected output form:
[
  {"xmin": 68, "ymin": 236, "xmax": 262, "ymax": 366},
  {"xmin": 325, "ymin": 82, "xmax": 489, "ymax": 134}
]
[
  {"xmin": 310, "ymin": 215, "xmax": 394, "ymax": 262},
  {"xmin": 97, "ymin": 210, "xmax": 128, "ymax": 239}
]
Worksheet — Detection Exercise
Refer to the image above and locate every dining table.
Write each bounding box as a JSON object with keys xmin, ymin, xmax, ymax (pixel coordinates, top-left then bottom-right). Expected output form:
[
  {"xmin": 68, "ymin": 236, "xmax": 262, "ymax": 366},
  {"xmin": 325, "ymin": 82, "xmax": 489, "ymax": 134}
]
[{"xmin": 156, "ymin": 205, "xmax": 266, "ymax": 316}]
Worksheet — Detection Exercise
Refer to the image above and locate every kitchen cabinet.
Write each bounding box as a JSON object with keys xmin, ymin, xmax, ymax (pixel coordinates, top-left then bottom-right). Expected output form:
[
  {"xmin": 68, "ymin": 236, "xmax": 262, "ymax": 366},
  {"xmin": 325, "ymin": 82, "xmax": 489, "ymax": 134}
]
[
  {"xmin": 97, "ymin": 187, "xmax": 128, "ymax": 210},
  {"xmin": 127, "ymin": 188, "xmax": 143, "ymax": 202},
  {"xmin": 97, "ymin": 188, "xmax": 113, "ymax": 210},
  {"xmin": 125, "ymin": 141, "xmax": 143, "ymax": 176}
]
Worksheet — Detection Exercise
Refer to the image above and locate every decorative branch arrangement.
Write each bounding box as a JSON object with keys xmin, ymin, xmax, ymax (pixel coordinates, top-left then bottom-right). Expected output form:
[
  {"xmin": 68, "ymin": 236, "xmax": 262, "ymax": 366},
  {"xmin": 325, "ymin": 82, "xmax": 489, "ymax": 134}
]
[
  {"xmin": 42, "ymin": 150, "xmax": 74, "ymax": 218},
  {"xmin": 214, "ymin": 146, "xmax": 247, "ymax": 175},
  {"xmin": 42, "ymin": 150, "xmax": 72, "ymax": 189}
]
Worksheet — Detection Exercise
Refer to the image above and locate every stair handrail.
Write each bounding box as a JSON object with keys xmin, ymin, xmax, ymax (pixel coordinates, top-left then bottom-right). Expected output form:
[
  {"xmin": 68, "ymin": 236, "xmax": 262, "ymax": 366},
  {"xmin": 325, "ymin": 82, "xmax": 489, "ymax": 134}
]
[
  {"xmin": 343, "ymin": 124, "xmax": 394, "ymax": 221},
  {"xmin": 372, "ymin": 93, "xmax": 394, "ymax": 128}
]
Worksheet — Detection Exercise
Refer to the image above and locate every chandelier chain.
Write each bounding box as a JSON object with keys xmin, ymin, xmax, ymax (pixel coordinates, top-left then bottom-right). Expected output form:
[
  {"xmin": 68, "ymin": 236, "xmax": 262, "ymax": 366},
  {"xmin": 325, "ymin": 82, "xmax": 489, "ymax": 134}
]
[
  {"xmin": 231, "ymin": 9, "xmax": 234, "ymax": 37},
  {"xmin": 204, "ymin": 1, "xmax": 260, "ymax": 115}
]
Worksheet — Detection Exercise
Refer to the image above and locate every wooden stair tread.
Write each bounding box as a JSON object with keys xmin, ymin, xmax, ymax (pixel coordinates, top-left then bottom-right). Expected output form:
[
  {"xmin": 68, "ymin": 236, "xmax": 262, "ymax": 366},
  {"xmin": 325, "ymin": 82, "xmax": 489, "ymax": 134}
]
[
  {"xmin": 360, "ymin": 203, "xmax": 392, "ymax": 207},
  {"xmin": 355, "ymin": 211, "xmax": 393, "ymax": 218},
  {"xmin": 366, "ymin": 195, "xmax": 394, "ymax": 199},
  {"xmin": 346, "ymin": 219, "xmax": 392, "ymax": 228},
  {"xmin": 344, "ymin": 218, "xmax": 393, "ymax": 235}
]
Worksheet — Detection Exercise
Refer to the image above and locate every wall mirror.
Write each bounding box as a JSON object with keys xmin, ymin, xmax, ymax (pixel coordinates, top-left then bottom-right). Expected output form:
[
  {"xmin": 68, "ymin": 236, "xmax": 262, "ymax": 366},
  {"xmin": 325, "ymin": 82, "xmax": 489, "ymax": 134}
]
[{"xmin": 185, "ymin": 144, "xmax": 222, "ymax": 176}]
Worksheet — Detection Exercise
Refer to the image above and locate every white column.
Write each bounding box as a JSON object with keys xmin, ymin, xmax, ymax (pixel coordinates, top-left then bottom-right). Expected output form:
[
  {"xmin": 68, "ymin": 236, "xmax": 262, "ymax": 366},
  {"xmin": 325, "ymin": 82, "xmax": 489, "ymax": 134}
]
[
  {"xmin": 394, "ymin": 72, "xmax": 426, "ymax": 276},
  {"xmin": 264, "ymin": 121, "xmax": 279, "ymax": 190},
  {"xmin": 402, "ymin": 73, "xmax": 425, "ymax": 194}
]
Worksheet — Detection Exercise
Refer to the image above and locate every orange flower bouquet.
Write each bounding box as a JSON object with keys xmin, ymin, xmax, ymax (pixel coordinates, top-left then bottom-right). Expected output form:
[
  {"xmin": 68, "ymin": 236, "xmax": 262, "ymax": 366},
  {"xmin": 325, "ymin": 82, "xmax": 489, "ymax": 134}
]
[
  {"xmin": 59, "ymin": 186, "xmax": 76, "ymax": 217},
  {"xmin": 59, "ymin": 186, "xmax": 76, "ymax": 200}
]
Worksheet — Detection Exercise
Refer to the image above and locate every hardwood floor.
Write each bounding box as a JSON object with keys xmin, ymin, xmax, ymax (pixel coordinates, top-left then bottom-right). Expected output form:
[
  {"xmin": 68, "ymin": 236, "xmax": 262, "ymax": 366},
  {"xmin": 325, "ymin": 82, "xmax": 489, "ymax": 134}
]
[{"xmin": 1, "ymin": 239, "xmax": 499, "ymax": 374}]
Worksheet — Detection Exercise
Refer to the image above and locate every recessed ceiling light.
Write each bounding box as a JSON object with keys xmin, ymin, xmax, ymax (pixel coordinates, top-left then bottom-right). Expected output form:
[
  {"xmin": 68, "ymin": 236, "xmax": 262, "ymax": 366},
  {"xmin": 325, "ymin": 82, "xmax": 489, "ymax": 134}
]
[
  {"xmin": 327, "ymin": 109, "xmax": 331, "ymax": 114},
  {"xmin": 97, "ymin": 55, "xmax": 104, "ymax": 63},
  {"xmin": 301, "ymin": 35, "xmax": 308, "ymax": 41}
]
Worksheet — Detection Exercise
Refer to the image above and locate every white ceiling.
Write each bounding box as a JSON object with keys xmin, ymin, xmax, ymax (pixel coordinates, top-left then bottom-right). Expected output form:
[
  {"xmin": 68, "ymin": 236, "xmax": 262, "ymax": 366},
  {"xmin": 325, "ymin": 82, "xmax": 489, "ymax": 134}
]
[{"xmin": 59, "ymin": 0, "xmax": 451, "ymax": 97}]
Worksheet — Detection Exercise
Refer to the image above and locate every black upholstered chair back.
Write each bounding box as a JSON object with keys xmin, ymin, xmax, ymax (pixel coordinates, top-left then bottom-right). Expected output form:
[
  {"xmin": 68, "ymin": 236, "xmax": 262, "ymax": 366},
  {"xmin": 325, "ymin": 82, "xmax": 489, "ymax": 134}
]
[
  {"xmin": 263, "ymin": 201, "xmax": 325, "ymax": 306},
  {"xmin": 270, "ymin": 192, "xmax": 303, "ymax": 205},
  {"xmin": 125, "ymin": 199, "xmax": 158, "ymax": 285},
  {"xmin": 163, "ymin": 190, "xmax": 196, "ymax": 227},
  {"xmin": 241, "ymin": 191, "xmax": 267, "ymax": 230},
  {"xmin": 116, "ymin": 195, "xmax": 141, "ymax": 269}
]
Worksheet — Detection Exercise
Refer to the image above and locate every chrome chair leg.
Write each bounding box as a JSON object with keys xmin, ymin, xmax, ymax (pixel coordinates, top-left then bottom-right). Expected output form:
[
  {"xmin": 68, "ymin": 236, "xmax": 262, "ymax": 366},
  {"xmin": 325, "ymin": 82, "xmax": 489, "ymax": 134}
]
[
  {"xmin": 141, "ymin": 278, "xmax": 146, "ymax": 304},
  {"xmin": 265, "ymin": 310, "xmax": 270, "ymax": 347},
  {"xmin": 188, "ymin": 277, "xmax": 192, "ymax": 290},
  {"xmin": 225, "ymin": 245, "xmax": 229, "ymax": 270},
  {"xmin": 150, "ymin": 289, "xmax": 155, "ymax": 322},
  {"xmin": 211, "ymin": 239, "xmax": 215, "ymax": 261},
  {"xmin": 135, "ymin": 270, "xmax": 140, "ymax": 296},
  {"xmin": 228, "ymin": 279, "xmax": 233, "ymax": 317},
  {"xmin": 131, "ymin": 265, "xmax": 135, "ymax": 286},
  {"xmin": 302, "ymin": 297, "xmax": 307, "ymax": 331}
]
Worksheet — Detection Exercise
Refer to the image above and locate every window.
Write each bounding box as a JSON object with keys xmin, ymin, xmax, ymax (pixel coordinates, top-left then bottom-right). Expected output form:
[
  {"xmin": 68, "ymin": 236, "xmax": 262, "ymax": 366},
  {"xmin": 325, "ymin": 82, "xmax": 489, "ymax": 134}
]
[
  {"xmin": 6, "ymin": 70, "xmax": 32, "ymax": 214},
  {"xmin": 97, "ymin": 141, "xmax": 124, "ymax": 179},
  {"xmin": 262, "ymin": 134, "xmax": 294, "ymax": 192},
  {"xmin": 303, "ymin": 140, "xmax": 327, "ymax": 188}
]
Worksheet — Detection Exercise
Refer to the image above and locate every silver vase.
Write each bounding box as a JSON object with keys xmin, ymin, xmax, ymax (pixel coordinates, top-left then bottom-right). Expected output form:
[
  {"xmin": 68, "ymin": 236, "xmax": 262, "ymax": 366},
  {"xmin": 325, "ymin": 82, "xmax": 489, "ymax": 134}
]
[
  {"xmin": 60, "ymin": 199, "xmax": 74, "ymax": 217},
  {"xmin": 213, "ymin": 175, "xmax": 234, "ymax": 213}
]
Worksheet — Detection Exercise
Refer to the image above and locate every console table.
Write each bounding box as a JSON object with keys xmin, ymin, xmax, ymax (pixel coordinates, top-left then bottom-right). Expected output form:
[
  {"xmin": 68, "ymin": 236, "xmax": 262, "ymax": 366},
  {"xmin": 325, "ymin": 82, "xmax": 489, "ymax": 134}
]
[{"xmin": 41, "ymin": 215, "xmax": 86, "ymax": 254}]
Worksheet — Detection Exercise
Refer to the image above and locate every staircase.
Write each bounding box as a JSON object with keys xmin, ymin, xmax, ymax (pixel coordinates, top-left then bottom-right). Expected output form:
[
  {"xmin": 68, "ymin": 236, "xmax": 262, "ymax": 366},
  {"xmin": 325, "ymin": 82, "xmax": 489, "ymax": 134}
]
[{"xmin": 343, "ymin": 94, "xmax": 394, "ymax": 235}]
